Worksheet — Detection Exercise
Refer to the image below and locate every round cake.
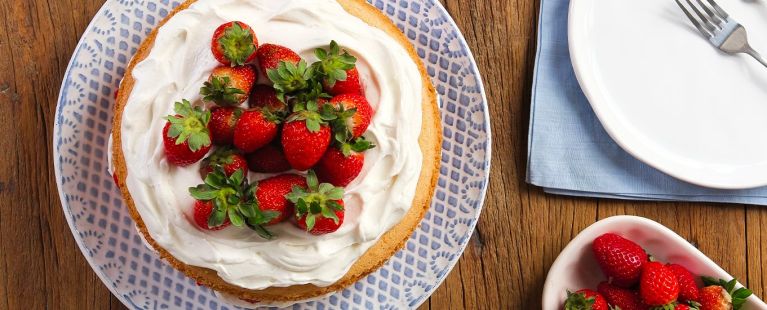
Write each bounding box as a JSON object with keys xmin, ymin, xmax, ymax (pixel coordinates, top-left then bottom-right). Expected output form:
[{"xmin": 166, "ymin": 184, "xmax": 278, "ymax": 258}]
[{"xmin": 110, "ymin": 0, "xmax": 441, "ymax": 303}]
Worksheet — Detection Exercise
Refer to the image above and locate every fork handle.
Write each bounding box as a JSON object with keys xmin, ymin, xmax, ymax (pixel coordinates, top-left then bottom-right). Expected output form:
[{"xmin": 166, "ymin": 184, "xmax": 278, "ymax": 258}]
[{"xmin": 744, "ymin": 45, "xmax": 767, "ymax": 68}]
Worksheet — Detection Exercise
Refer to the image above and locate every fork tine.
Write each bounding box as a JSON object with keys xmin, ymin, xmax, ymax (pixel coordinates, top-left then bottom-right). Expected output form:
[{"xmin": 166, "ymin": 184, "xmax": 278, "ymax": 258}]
[
  {"xmin": 684, "ymin": 0, "xmax": 718, "ymax": 32},
  {"xmin": 706, "ymin": 0, "xmax": 730, "ymax": 19},
  {"xmin": 675, "ymin": 0, "xmax": 713, "ymax": 37},
  {"xmin": 694, "ymin": 0, "xmax": 725, "ymax": 27}
]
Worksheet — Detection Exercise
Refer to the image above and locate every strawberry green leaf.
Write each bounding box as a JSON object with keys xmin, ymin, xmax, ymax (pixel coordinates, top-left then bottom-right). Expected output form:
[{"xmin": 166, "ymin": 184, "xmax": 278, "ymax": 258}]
[
  {"xmin": 312, "ymin": 40, "xmax": 357, "ymax": 86},
  {"xmin": 200, "ymin": 76, "xmax": 246, "ymax": 106},
  {"xmin": 209, "ymin": 207, "xmax": 227, "ymax": 228},
  {"xmin": 228, "ymin": 210, "xmax": 244, "ymax": 227},
  {"xmin": 306, "ymin": 170, "xmax": 319, "ymax": 190},
  {"xmin": 189, "ymin": 185, "xmax": 218, "ymax": 200},
  {"xmin": 164, "ymin": 99, "xmax": 211, "ymax": 151},
  {"xmin": 246, "ymin": 219, "xmax": 273, "ymax": 240},
  {"xmin": 305, "ymin": 213, "xmax": 316, "ymax": 231},
  {"xmin": 326, "ymin": 188, "xmax": 344, "ymax": 201},
  {"xmin": 327, "ymin": 200, "xmax": 344, "ymax": 211},
  {"xmin": 217, "ymin": 22, "xmax": 256, "ymax": 66},
  {"xmin": 239, "ymin": 202, "xmax": 257, "ymax": 218}
]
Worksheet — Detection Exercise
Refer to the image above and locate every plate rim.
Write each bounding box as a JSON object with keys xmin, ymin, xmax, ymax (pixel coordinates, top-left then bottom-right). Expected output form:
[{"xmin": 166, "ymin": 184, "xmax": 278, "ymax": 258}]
[
  {"xmin": 52, "ymin": 0, "xmax": 493, "ymax": 308},
  {"xmin": 568, "ymin": 0, "xmax": 767, "ymax": 190}
]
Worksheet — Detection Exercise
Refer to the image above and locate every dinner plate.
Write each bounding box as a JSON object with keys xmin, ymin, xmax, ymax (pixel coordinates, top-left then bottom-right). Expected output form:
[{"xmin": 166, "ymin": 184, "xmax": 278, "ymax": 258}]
[
  {"xmin": 53, "ymin": 0, "xmax": 490, "ymax": 308},
  {"xmin": 569, "ymin": 0, "xmax": 767, "ymax": 189},
  {"xmin": 542, "ymin": 216, "xmax": 767, "ymax": 309}
]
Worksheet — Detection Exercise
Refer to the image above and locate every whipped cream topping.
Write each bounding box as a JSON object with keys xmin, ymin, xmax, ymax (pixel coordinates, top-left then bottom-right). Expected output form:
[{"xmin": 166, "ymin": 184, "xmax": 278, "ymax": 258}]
[{"xmin": 119, "ymin": 0, "xmax": 424, "ymax": 289}]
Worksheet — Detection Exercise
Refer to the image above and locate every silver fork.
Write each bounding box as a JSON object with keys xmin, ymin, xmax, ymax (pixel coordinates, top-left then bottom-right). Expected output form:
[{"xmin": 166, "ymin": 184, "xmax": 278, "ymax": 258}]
[{"xmin": 674, "ymin": 0, "xmax": 767, "ymax": 68}]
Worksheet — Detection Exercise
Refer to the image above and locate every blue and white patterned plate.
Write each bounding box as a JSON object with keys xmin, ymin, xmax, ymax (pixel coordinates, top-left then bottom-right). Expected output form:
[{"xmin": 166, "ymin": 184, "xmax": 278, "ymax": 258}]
[{"xmin": 53, "ymin": 0, "xmax": 490, "ymax": 308}]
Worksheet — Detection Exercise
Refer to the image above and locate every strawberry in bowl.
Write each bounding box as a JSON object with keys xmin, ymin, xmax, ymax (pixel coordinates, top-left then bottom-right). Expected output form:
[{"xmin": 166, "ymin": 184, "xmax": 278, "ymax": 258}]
[{"xmin": 544, "ymin": 216, "xmax": 765, "ymax": 310}]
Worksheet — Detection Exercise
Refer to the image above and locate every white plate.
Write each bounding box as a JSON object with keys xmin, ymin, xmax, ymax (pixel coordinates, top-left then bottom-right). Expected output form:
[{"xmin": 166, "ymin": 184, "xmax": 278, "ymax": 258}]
[
  {"xmin": 569, "ymin": 0, "xmax": 767, "ymax": 189},
  {"xmin": 542, "ymin": 216, "xmax": 767, "ymax": 310}
]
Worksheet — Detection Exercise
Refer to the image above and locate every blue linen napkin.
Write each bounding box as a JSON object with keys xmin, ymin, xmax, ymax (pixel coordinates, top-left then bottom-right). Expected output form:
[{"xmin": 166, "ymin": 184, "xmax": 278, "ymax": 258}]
[{"xmin": 526, "ymin": 0, "xmax": 767, "ymax": 204}]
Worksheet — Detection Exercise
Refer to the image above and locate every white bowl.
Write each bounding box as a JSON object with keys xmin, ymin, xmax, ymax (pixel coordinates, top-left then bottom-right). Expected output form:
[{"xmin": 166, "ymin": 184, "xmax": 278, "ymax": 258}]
[{"xmin": 541, "ymin": 216, "xmax": 767, "ymax": 310}]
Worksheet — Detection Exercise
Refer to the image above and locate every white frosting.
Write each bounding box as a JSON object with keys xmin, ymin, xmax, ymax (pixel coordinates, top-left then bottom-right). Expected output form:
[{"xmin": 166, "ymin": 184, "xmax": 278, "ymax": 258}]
[{"xmin": 119, "ymin": 0, "xmax": 423, "ymax": 289}]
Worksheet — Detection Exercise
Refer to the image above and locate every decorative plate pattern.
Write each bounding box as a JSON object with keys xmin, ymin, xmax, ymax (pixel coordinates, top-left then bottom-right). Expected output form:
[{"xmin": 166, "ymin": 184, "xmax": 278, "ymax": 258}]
[{"xmin": 53, "ymin": 0, "xmax": 491, "ymax": 309}]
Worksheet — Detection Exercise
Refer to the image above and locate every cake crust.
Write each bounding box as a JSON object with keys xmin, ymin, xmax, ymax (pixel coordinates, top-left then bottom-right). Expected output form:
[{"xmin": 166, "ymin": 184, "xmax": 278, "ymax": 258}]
[{"xmin": 111, "ymin": 0, "xmax": 442, "ymax": 302}]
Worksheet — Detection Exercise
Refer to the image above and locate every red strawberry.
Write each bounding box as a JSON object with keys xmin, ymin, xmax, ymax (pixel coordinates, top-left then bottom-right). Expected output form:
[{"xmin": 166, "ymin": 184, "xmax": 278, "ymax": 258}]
[
  {"xmin": 233, "ymin": 109, "xmax": 279, "ymax": 153},
  {"xmin": 163, "ymin": 100, "xmax": 212, "ymax": 166},
  {"xmin": 288, "ymin": 171, "xmax": 345, "ymax": 235},
  {"xmin": 297, "ymin": 207, "xmax": 344, "ymax": 235},
  {"xmin": 314, "ymin": 138, "xmax": 374, "ymax": 186},
  {"xmin": 314, "ymin": 41, "xmax": 361, "ymax": 95},
  {"xmin": 639, "ymin": 261, "xmax": 679, "ymax": 306},
  {"xmin": 329, "ymin": 94, "xmax": 373, "ymax": 138},
  {"xmin": 280, "ymin": 102, "xmax": 336, "ymax": 170},
  {"xmin": 254, "ymin": 174, "xmax": 306, "ymax": 225},
  {"xmin": 597, "ymin": 282, "xmax": 647, "ymax": 310},
  {"xmin": 282, "ymin": 120, "xmax": 331, "ymax": 171},
  {"xmin": 592, "ymin": 233, "xmax": 648, "ymax": 287},
  {"xmin": 200, "ymin": 147, "xmax": 248, "ymax": 178},
  {"xmin": 246, "ymin": 143, "xmax": 291, "ymax": 173},
  {"xmin": 564, "ymin": 289, "xmax": 608, "ymax": 310},
  {"xmin": 667, "ymin": 263, "xmax": 700, "ymax": 303},
  {"xmin": 323, "ymin": 67, "xmax": 363, "ymax": 95},
  {"xmin": 699, "ymin": 286, "xmax": 731, "ymax": 310},
  {"xmin": 676, "ymin": 304, "xmax": 692, "ymax": 310},
  {"xmin": 208, "ymin": 107, "xmax": 242, "ymax": 145},
  {"xmin": 193, "ymin": 200, "xmax": 231, "ymax": 231},
  {"xmin": 256, "ymin": 44, "xmax": 301, "ymax": 79},
  {"xmin": 699, "ymin": 277, "xmax": 753, "ymax": 310},
  {"xmin": 211, "ymin": 21, "xmax": 258, "ymax": 66},
  {"xmin": 200, "ymin": 65, "xmax": 257, "ymax": 106},
  {"xmin": 249, "ymin": 84, "xmax": 288, "ymax": 117}
]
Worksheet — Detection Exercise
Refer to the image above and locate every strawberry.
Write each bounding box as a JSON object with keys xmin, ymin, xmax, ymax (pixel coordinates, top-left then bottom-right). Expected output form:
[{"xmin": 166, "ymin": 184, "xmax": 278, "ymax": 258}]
[
  {"xmin": 667, "ymin": 263, "xmax": 700, "ymax": 303},
  {"xmin": 639, "ymin": 261, "xmax": 679, "ymax": 306},
  {"xmin": 246, "ymin": 143, "xmax": 291, "ymax": 173},
  {"xmin": 254, "ymin": 174, "xmax": 306, "ymax": 225},
  {"xmin": 189, "ymin": 168, "xmax": 276, "ymax": 238},
  {"xmin": 256, "ymin": 44, "xmax": 301, "ymax": 80},
  {"xmin": 163, "ymin": 100, "xmax": 212, "ymax": 166},
  {"xmin": 211, "ymin": 21, "xmax": 258, "ymax": 66},
  {"xmin": 193, "ymin": 200, "xmax": 230, "ymax": 231},
  {"xmin": 282, "ymin": 120, "xmax": 331, "ymax": 171},
  {"xmin": 233, "ymin": 109, "xmax": 280, "ymax": 153},
  {"xmin": 564, "ymin": 289, "xmax": 608, "ymax": 310},
  {"xmin": 281, "ymin": 101, "xmax": 336, "ymax": 170},
  {"xmin": 208, "ymin": 106, "xmax": 242, "ymax": 145},
  {"xmin": 597, "ymin": 282, "xmax": 647, "ymax": 310},
  {"xmin": 200, "ymin": 147, "xmax": 248, "ymax": 178},
  {"xmin": 313, "ymin": 40, "xmax": 362, "ymax": 95},
  {"xmin": 249, "ymin": 84, "xmax": 288, "ymax": 118},
  {"xmin": 324, "ymin": 67, "xmax": 363, "ymax": 96},
  {"xmin": 287, "ymin": 171, "xmax": 345, "ymax": 235},
  {"xmin": 314, "ymin": 137, "xmax": 374, "ymax": 186},
  {"xmin": 592, "ymin": 233, "xmax": 648, "ymax": 287},
  {"xmin": 329, "ymin": 93, "xmax": 373, "ymax": 138},
  {"xmin": 200, "ymin": 65, "xmax": 257, "ymax": 106},
  {"xmin": 699, "ymin": 277, "xmax": 753, "ymax": 310},
  {"xmin": 676, "ymin": 304, "xmax": 692, "ymax": 310}
]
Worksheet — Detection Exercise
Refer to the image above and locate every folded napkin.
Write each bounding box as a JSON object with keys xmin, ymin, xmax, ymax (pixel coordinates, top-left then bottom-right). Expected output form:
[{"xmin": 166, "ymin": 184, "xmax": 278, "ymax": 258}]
[{"xmin": 527, "ymin": 0, "xmax": 767, "ymax": 204}]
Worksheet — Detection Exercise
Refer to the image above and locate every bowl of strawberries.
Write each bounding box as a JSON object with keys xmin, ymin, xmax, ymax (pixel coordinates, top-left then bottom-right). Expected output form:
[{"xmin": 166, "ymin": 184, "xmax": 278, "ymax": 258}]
[{"xmin": 543, "ymin": 216, "xmax": 767, "ymax": 310}]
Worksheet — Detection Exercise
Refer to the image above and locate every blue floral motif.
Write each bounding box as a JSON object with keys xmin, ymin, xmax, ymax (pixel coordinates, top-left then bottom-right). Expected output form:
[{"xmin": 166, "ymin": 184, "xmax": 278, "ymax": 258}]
[{"xmin": 53, "ymin": 0, "xmax": 490, "ymax": 308}]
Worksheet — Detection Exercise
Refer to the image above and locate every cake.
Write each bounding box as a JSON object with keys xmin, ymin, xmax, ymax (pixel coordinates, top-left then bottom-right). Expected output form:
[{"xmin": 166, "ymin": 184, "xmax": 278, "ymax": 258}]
[{"xmin": 110, "ymin": 0, "xmax": 441, "ymax": 303}]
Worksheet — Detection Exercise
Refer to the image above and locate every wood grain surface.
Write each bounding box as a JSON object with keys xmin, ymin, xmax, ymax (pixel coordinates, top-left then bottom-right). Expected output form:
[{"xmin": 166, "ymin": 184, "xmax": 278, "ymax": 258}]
[{"xmin": 1, "ymin": 0, "xmax": 763, "ymax": 309}]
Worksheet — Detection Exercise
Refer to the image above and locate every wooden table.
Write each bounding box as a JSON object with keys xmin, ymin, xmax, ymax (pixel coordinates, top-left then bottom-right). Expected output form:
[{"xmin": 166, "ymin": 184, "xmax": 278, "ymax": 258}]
[{"xmin": 2, "ymin": 0, "xmax": 764, "ymax": 309}]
